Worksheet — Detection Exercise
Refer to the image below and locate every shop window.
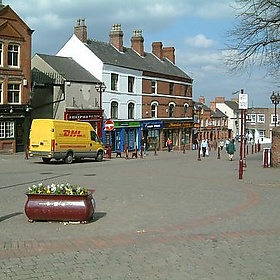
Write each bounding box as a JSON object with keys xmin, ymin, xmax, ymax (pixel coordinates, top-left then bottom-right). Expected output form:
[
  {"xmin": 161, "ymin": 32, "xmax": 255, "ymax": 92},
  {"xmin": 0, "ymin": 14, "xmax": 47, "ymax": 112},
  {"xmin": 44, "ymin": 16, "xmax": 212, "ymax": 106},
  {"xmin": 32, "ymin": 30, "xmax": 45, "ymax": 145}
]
[
  {"xmin": 128, "ymin": 76, "xmax": 135, "ymax": 93},
  {"xmin": 111, "ymin": 73, "xmax": 118, "ymax": 91},
  {"xmin": 128, "ymin": 102, "xmax": 135, "ymax": 119},
  {"xmin": 8, "ymin": 44, "xmax": 19, "ymax": 67},
  {"xmin": 0, "ymin": 121, "xmax": 14, "ymax": 138},
  {"xmin": 111, "ymin": 101, "xmax": 118, "ymax": 119},
  {"xmin": 8, "ymin": 83, "xmax": 20, "ymax": 104}
]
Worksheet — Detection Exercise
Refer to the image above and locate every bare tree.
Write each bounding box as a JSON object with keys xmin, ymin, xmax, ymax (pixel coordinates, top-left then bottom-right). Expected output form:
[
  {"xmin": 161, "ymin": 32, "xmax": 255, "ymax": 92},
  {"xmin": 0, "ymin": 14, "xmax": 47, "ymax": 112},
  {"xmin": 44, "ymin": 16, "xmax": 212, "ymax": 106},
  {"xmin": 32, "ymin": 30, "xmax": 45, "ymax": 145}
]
[{"xmin": 225, "ymin": 0, "xmax": 280, "ymax": 77}]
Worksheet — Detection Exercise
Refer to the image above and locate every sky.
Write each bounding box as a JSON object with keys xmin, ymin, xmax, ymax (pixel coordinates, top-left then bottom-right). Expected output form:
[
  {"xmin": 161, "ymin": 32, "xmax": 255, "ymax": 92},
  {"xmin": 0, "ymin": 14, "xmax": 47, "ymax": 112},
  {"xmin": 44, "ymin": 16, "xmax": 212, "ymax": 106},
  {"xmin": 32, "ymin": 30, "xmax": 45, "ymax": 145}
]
[{"xmin": 5, "ymin": 0, "xmax": 279, "ymax": 108}]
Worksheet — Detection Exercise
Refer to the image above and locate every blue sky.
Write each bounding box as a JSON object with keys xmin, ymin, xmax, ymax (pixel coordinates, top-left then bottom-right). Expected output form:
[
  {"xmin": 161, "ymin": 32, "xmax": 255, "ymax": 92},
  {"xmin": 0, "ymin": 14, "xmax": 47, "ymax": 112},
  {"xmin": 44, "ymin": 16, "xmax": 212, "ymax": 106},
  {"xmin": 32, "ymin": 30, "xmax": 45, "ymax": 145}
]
[{"xmin": 6, "ymin": 0, "xmax": 278, "ymax": 107}]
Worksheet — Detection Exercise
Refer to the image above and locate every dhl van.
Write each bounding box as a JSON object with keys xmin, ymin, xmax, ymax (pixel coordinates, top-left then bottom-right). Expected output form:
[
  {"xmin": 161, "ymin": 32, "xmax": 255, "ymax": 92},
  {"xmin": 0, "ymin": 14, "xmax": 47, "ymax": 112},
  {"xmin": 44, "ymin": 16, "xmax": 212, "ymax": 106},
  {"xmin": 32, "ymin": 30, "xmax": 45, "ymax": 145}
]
[{"xmin": 28, "ymin": 119, "xmax": 105, "ymax": 164}]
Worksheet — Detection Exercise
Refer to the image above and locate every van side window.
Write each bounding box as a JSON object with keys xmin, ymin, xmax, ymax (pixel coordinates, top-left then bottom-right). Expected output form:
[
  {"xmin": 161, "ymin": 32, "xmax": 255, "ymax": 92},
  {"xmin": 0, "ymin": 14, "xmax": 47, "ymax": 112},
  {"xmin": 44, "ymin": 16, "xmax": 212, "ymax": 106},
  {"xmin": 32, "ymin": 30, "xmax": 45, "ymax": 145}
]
[{"xmin": 91, "ymin": 131, "xmax": 98, "ymax": 142}]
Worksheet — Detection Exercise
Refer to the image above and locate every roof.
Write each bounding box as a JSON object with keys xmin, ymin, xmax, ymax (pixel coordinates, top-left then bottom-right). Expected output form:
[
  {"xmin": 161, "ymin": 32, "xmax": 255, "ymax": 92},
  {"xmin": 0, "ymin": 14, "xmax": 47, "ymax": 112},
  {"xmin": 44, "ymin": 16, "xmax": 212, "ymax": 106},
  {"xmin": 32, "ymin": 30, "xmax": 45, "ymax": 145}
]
[
  {"xmin": 86, "ymin": 40, "xmax": 192, "ymax": 81},
  {"xmin": 224, "ymin": 100, "xmax": 239, "ymax": 110},
  {"xmin": 35, "ymin": 53, "xmax": 100, "ymax": 83},
  {"xmin": 211, "ymin": 108, "xmax": 228, "ymax": 118}
]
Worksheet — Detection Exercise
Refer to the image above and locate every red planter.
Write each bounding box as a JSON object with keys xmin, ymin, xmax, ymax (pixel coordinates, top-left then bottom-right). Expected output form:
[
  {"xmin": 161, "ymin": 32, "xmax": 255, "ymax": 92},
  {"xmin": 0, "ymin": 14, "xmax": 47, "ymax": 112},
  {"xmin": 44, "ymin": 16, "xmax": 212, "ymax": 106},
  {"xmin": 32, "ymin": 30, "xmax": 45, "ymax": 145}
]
[{"xmin": 25, "ymin": 190, "xmax": 95, "ymax": 223}]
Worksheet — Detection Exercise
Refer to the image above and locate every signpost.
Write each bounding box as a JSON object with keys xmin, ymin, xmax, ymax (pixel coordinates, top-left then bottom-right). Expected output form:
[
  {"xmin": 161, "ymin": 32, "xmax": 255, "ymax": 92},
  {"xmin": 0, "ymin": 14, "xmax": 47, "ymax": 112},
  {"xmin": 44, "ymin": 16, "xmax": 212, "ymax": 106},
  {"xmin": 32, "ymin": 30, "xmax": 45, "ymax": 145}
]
[
  {"xmin": 238, "ymin": 89, "xmax": 248, "ymax": 179},
  {"xmin": 104, "ymin": 120, "xmax": 114, "ymax": 131}
]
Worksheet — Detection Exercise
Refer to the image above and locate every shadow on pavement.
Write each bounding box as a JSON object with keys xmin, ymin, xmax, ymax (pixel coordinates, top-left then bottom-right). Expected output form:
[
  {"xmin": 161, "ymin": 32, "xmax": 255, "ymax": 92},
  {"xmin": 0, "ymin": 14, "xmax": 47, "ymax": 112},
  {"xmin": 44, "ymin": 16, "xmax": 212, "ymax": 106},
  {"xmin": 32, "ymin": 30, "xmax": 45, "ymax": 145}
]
[{"xmin": 0, "ymin": 212, "xmax": 23, "ymax": 222}]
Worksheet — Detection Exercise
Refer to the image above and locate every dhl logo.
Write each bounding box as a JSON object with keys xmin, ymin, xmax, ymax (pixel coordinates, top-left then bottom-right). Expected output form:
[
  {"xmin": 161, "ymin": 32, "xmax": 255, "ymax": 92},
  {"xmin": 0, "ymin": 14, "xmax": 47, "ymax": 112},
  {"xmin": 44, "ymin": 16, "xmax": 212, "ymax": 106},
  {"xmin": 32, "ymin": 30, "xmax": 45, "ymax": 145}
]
[{"xmin": 63, "ymin": 130, "xmax": 83, "ymax": 137}]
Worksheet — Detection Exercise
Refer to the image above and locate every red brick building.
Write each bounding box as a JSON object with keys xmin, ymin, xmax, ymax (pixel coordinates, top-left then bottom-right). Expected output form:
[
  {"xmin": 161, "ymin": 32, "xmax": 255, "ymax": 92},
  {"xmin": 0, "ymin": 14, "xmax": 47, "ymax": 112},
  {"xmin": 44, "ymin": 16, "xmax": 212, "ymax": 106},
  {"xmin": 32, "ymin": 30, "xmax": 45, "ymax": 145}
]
[{"xmin": 0, "ymin": 2, "xmax": 33, "ymax": 153}]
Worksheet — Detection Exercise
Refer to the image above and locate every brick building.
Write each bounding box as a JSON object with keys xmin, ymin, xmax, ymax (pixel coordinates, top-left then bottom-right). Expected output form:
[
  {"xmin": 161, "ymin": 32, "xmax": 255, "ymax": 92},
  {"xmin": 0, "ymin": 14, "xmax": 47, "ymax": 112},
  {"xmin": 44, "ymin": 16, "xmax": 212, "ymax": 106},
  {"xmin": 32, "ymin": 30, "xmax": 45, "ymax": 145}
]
[{"xmin": 0, "ymin": 2, "xmax": 33, "ymax": 153}]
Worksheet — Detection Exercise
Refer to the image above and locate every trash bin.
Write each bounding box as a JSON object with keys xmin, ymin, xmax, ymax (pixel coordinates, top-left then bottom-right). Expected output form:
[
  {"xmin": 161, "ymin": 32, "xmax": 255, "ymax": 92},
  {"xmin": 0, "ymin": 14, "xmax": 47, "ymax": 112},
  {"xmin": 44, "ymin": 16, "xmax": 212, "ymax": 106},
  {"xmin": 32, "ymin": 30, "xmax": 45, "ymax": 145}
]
[{"xmin": 263, "ymin": 148, "xmax": 271, "ymax": 168}]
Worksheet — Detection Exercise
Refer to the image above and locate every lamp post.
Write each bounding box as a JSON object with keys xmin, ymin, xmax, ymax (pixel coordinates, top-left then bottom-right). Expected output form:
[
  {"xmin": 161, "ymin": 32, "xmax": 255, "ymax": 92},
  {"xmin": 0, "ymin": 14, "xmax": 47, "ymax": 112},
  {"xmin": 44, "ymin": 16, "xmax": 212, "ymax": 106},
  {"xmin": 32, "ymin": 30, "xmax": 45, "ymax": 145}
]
[
  {"xmin": 95, "ymin": 82, "xmax": 106, "ymax": 138},
  {"xmin": 270, "ymin": 91, "xmax": 280, "ymax": 127},
  {"xmin": 95, "ymin": 82, "xmax": 106, "ymax": 110},
  {"xmin": 196, "ymin": 104, "xmax": 202, "ymax": 161}
]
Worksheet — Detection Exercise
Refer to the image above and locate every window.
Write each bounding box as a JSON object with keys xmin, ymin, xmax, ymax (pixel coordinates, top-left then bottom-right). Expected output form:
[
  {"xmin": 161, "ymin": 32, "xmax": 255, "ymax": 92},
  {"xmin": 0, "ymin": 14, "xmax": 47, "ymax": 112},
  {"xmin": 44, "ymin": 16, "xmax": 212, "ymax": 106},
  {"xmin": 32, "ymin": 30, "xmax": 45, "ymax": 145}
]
[
  {"xmin": 111, "ymin": 73, "xmax": 118, "ymax": 91},
  {"xmin": 8, "ymin": 83, "xmax": 20, "ymax": 103},
  {"xmin": 151, "ymin": 102, "xmax": 158, "ymax": 118},
  {"xmin": 8, "ymin": 44, "xmax": 19, "ymax": 67},
  {"xmin": 128, "ymin": 76, "xmax": 135, "ymax": 93},
  {"xmin": 169, "ymin": 82, "xmax": 174, "ymax": 95},
  {"xmin": 250, "ymin": 114, "xmax": 256, "ymax": 123},
  {"xmin": 184, "ymin": 103, "xmax": 189, "ymax": 117},
  {"xmin": 0, "ymin": 43, "xmax": 3, "ymax": 66},
  {"xmin": 257, "ymin": 114, "xmax": 265, "ymax": 123},
  {"xmin": 151, "ymin": 80, "xmax": 157, "ymax": 94},
  {"xmin": 0, "ymin": 121, "xmax": 14, "ymax": 138},
  {"xmin": 168, "ymin": 103, "xmax": 175, "ymax": 117},
  {"xmin": 111, "ymin": 101, "xmax": 118, "ymax": 119},
  {"xmin": 128, "ymin": 102, "xmax": 135, "ymax": 119},
  {"xmin": 0, "ymin": 83, "xmax": 2, "ymax": 104},
  {"xmin": 258, "ymin": 129, "xmax": 266, "ymax": 138},
  {"xmin": 271, "ymin": 114, "xmax": 278, "ymax": 125}
]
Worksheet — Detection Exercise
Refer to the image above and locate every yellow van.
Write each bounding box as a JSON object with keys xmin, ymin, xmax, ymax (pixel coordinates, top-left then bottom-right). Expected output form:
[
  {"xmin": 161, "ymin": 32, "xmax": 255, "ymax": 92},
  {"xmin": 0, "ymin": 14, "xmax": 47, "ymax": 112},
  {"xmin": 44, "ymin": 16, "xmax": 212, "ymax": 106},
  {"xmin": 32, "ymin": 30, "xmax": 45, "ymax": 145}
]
[{"xmin": 28, "ymin": 119, "xmax": 105, "ymax": 164}]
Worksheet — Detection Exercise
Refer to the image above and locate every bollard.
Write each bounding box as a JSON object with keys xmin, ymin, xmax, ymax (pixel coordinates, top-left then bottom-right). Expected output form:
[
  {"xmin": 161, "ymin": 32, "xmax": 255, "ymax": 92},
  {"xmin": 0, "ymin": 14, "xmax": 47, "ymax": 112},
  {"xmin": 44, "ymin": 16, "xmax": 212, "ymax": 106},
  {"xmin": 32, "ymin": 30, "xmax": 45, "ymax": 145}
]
[
  {"xmin": 239, "ymin": 159, "xmax": 243, "ymax": 179},
  {"xmin": 217, "ymin": 147, "xmax": 220, "ymax": 159},
  {"xmin": 251, "ymin": 144, "xmax": 254, "ymax": 154},
  {"xmin": 106, "ymin": 146, "xmax": 112, "ymax": 159},
  {"xmin": 263, "ymin": 148, "xmax": 270, "ymax": 168}
]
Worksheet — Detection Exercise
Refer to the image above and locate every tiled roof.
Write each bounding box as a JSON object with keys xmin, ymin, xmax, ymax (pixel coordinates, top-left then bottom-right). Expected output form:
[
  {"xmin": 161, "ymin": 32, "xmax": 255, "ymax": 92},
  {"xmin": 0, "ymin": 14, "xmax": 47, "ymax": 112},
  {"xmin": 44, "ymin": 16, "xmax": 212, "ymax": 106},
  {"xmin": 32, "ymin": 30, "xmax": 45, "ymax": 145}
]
[
  {"xmin": 35, "ymin": 53, "xmax": 100, "ymax": 83},
  {"xmin": 224, "ymin": 100, "xmax": 239, "ymax": 110},
  {"xmin": 211, "ymin": 108, "xmax": 227, "ymax": 118},
  {"xmin": 86, "ymin": 40, "xmax": 192, "ymax": 81}
]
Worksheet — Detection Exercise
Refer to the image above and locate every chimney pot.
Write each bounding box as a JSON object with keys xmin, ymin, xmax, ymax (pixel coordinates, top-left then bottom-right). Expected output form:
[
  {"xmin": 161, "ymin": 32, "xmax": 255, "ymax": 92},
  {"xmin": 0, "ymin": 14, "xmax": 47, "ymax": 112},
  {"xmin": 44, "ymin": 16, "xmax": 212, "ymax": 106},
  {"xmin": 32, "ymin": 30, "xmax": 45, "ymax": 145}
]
[
  {"xmin": 74, "ymin": 18, "xmax": 87, "ymax": 43},
  {"xmin": 109, "ymin": 23, "xmax": 124, "ymax": 52},
  {"xmin": 131, "ymin": 29, "xmax": 144, "ymax": 56}
]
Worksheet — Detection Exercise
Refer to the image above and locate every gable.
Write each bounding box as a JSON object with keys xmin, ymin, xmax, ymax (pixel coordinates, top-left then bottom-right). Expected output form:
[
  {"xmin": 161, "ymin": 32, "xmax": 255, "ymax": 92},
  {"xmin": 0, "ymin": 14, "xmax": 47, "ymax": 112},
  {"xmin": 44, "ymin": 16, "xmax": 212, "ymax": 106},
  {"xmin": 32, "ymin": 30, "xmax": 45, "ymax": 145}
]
[
  {"xmin": 0, "ymin": 20, "xmax": 24, "ymax": 40},
  {"xmin": 0, "ymin": 6, "xmax": 32, "ymax": 39}
]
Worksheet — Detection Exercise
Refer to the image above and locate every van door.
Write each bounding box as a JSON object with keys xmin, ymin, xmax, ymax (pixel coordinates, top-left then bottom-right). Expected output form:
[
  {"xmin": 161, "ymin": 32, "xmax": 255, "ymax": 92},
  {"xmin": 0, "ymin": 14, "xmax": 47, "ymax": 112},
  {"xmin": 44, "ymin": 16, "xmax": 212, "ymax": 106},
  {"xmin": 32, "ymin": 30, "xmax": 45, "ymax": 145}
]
[{"xmin": 90, "ymin": 130, "xmax": 101, "ymax": 157}]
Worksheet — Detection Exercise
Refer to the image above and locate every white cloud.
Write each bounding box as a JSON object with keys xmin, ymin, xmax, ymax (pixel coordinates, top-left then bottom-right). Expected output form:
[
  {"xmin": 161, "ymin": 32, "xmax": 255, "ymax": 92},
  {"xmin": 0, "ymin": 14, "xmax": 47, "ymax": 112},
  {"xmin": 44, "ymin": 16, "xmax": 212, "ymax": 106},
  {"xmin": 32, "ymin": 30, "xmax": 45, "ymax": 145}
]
[{"xmin": 185, "ymin": 34, "xmax": 215, "ymax": 48}]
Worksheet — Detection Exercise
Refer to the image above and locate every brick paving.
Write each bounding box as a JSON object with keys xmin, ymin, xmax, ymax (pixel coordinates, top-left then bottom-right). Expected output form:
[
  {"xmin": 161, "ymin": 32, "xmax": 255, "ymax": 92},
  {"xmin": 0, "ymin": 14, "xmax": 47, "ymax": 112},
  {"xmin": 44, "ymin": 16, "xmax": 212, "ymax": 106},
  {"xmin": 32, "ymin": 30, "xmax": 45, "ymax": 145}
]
[{"xmin": 0, "ymin": 147, "xmax": 280, "ymax": 279}]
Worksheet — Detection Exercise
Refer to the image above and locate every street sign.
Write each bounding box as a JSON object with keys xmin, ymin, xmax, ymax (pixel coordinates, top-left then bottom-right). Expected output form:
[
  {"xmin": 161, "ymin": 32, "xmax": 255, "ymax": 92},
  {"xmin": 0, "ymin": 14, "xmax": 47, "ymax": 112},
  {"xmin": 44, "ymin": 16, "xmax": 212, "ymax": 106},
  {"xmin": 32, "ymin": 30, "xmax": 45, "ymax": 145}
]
[
  {"xmin": 239, "ymin": 93, "xmax": 248, "ymax": 109},
  {"xmin": 104, "ymin": 120, "xmax": 114, "ymax": 131}
]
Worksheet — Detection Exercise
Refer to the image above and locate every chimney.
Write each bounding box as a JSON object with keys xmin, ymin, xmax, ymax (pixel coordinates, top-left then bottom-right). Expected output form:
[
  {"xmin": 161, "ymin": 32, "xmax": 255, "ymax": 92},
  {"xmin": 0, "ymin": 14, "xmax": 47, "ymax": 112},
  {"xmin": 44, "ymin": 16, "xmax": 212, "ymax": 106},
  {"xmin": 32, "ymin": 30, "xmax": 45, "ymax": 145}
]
[
  {"xmin": 215, "ymin": 96, "xmax": 225, "ymax": 103},
  {"xmin": 210, "ymin": 101, "xmax": 216, "ymax": 111},
  {"xmin": 163, "ymin": 47, "xmax": 175, "ymax": 64},
  {"xmin": 152, "ymin": 42, "xmax": 163, "ymax": 60},
  {"xmin": 199, "ymin": 96, "xmax": 205, "ymax": 104},
  {"xmin": 109, "ymin": 24, "xmax": 124, "ymax": 52},
  {"xmin": 74, "ymin": 18, "xmax": 87, "ymax": 43},
  {"xmin": 131, "ymin": 29, "xmax": 144, "ymax": 56}
]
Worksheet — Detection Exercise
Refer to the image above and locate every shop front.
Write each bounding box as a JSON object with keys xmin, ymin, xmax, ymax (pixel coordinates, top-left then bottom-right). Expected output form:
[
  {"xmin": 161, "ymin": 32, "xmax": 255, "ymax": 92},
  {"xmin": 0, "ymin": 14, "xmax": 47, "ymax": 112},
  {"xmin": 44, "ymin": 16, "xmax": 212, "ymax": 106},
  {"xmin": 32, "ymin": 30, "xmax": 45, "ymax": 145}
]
[
  {"xmin": 64, "ymin": 109, "xmax": 103, "ymax": 137},
  {"xmin": 162, "ymin": 121, "xmax": 193, "ymax": 151},
  {"xmin": 141, "ymin": 120, "xmax": 163, "ymax": 151},
  {"xmin": 103, "ymin": 120, "xmax": 141, "ymax": 153},
  {"xmin": 0, "ymin": 105, "xmax": 31, "ymax": 153}
]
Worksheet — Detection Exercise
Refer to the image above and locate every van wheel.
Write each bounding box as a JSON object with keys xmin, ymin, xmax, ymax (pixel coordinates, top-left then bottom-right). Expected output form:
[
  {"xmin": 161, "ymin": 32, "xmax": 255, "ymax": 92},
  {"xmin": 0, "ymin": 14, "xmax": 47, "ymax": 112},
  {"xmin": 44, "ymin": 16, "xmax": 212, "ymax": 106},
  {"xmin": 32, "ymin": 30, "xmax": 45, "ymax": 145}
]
[
  {"xmin": 64, "ymin": 152, "xmax": 73, "ymax": 164},
  {"xmin": 95, "ymin": 151, "xmax": 103, "ymax": 162},
  {"xmin": 42, "ymin": 158, "xmax": 51, "ymax": 163}
]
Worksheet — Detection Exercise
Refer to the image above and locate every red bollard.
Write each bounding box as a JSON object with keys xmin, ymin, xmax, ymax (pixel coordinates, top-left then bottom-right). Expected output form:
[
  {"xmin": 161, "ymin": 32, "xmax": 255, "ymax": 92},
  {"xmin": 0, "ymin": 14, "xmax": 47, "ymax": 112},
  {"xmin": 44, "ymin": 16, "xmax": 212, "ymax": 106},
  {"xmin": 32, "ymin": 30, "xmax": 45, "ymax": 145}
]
[
  {"xmin": 251, "ymin": 144, "xmax": 254, "ymax": 154},
  {"xmin": 217, "ymin": 147, "xmax": 220, "ymax": 159},
  {"xmin": 263, "ymin": 148, "xmax": 269, "ymax": 168},
  {"xmin": 154, "ymin": 147, "xmax": 157, "ymax": 156},
  {"xmin": 106, "ymin": 146, "xmax": 111, "ymax": 159}
]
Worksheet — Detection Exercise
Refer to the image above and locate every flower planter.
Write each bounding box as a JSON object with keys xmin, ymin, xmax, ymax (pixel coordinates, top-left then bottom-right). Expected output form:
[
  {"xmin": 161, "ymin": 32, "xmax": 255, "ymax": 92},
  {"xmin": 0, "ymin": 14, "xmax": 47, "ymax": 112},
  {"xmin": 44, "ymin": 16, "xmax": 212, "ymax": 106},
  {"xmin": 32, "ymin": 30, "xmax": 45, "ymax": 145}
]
[{"xmin": 25, "ymin": 190, "xmax": 95, "ymax": 223}]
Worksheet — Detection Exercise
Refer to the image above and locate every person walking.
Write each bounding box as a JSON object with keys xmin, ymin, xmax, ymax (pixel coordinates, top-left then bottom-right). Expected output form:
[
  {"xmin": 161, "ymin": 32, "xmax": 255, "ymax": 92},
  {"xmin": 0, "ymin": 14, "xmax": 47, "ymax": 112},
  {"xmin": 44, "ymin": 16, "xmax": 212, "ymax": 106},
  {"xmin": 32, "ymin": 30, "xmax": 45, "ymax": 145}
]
[
  {"xmin": 227, "ymin": 139, "xmax": 236, "ymax": 161},
  {"xmin": 166, "ymin": 138, "xmax": 172, "ymax": 152},
  {"xmin": 201, "ymin": 139, "xmax": 208, "ymax": 157}
]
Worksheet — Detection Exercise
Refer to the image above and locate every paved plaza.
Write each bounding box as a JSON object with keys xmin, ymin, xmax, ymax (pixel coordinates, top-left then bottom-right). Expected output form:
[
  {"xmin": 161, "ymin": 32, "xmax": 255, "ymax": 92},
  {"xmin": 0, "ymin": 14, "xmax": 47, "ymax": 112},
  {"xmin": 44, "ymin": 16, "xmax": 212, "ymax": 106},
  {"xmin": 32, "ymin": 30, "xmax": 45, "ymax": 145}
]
[{"xmin": 0, "ymin": 147, "xmax": 280, "ymax": 279}]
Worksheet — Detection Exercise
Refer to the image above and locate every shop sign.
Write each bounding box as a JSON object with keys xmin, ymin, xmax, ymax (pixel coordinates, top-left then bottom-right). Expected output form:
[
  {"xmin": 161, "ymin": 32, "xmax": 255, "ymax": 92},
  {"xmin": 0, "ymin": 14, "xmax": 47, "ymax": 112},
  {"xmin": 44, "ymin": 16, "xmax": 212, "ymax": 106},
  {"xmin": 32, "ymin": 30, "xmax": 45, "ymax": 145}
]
[
  {"xmin": 114, "ymin": 121, "xmax": 140, "ymax": 128},
  {"xmin": 65, "ymin": 112, "xmax": 101, "ymax": 121},
  {"xmin": 142, "ymin": 120, "xmax": 163, "ymax": 129},
  {"xmin": 165, "ymin": 122, "xmax": 192, "ymax": 128}
]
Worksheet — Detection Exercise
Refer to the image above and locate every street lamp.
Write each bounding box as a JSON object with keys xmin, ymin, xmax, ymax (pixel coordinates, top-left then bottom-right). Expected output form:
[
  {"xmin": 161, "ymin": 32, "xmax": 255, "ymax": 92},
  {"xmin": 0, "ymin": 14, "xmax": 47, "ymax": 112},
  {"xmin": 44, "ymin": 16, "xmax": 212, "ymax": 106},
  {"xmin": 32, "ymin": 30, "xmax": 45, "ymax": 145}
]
[
  {"xmin": 95, "ymin": 82, "xmax": 106, "ymax": 110},
  {"xmin": 270, "ymin": 91, "xmax": 280, "ymax": 127},
  {"xmin": 196, "ymin": 104, "xmax": 202, "ymax": 161}
]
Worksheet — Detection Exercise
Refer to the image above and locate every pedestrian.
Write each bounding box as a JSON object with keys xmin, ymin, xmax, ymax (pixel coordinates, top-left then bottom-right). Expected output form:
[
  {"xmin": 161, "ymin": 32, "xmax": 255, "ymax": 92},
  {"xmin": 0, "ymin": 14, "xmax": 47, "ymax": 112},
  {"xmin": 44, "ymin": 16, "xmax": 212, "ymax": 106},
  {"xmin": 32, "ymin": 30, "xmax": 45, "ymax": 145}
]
[
  {"xmin": 227, "ymin": 139, "xmax": 236, "ymax": 161},
  {"xmin": 225, "ymin": 138, "xmax": 230, "ymax": 151},
  {"xmin": 219, "ymin": 139, "xmax": 224, "ymax": 151},
  {"xmin": 166, "ymin": 137, "xmax": 172, "ymax": 152},
  {"xmin": 201, "ymin": 139, "xmax": 208, "ymax": 157}
]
